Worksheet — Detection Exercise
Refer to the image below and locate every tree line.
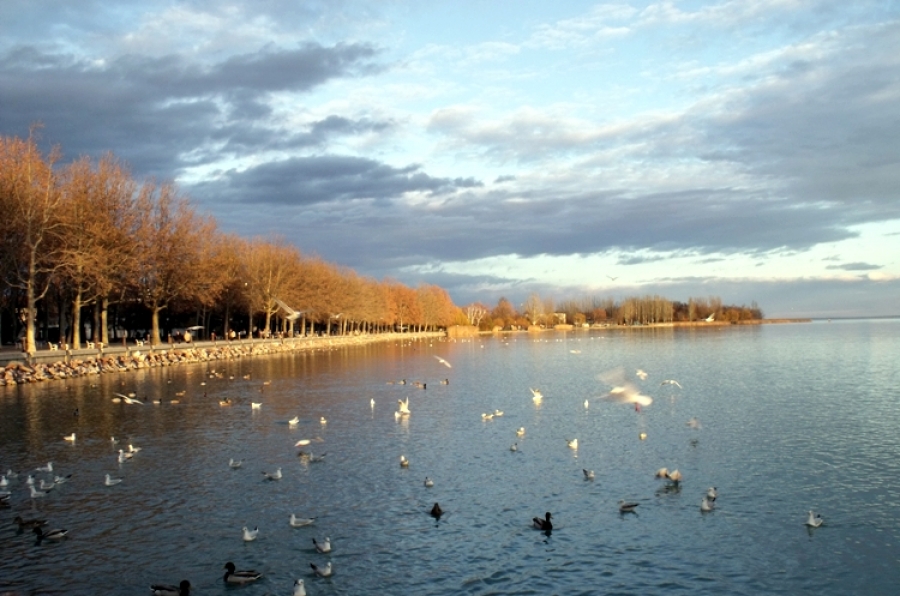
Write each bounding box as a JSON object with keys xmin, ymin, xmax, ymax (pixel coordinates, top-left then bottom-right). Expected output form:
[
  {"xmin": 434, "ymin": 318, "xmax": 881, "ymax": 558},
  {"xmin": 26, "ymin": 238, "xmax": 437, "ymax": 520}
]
[
  {"xmin": 0, "ymin": 132, "xmax": 462, "ymax": 353},
  {"xmin": 462, "ymin": 293, "xmax": 763, "ymax": 330}
]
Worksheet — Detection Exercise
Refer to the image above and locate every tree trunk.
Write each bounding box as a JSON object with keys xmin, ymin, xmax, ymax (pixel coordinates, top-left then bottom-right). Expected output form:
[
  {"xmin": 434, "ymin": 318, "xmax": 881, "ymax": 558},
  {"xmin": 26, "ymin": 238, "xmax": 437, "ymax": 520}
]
[
  {"xmin": 151, "ymin": 306, "xmax": 163, "ymax": 345},
  {"xmin": 101, "ymin": 297, "xmax": 109, "ymax": 343},
  {"xmin": 71, "ymin": 290, "xmax": 82, "ymax": 349}
]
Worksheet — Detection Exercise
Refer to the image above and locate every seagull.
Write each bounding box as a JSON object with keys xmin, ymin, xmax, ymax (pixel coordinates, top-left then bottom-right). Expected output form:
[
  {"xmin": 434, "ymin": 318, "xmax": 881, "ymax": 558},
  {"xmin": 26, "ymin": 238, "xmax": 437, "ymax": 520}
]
[
  {"xmin": 313, "ymin": 536, "xmax": 332, "ymax": 553},
  {"xmin": 320, "ymin": 417, "xmax": 327, "ymax": 424},
  {"xmin": 63, "ymin": 433, "xmax": 76, "ymax": 442},
  {"xmin": 607, "ymin": 275, "xmax": 618, "ymax": 281},
  {"xmin": 481, "ymin": 413, "xmax": 494, "ymax": 420},
  {"xmin": 288, "ymin": 416, "xmax": 300, "ymax": 426},
  {"xmin": 636, "ymin": 369, "xmax": 648, "ymax": 380},
  {"xmin": 494, "ymin": 409, "xmax": 504, "ymax": 417},
  {"xmin": 655, "ymin": 467, "xmax": 669, "ymax": 478},
  {"xmin": 516, "ymin": 427, "xmax": 525, "ymax": 437},
  {"xmin": 532, "ymin": 511, "xmax": 553, "ymax": 531},
  {"xmin": 667, "ymin": 470, "xmax": 683, "ymax": 484},
  {"xmin": 510, "ymin": 443, "xmax": 518, "ymax": 452},
  {"xmin": 806, "ymin": 510, "xmax": 824, "ymax": 528},
  {"xmin": 397, "ymin": 397, "xmax": 411, "ymax": 415},
  {"xmin": 35, "ymin": 462, "xmax": 53, "ymax": 473},
  {"xmin": 434, "ymin": 355, "xmax": 452, "ymax": 368},
  {"xmin": 424, "ymin": 477, "xmax": 434, "ymax": 487},
  {"xmin": 660, "ymin": 379, "xmax": 683, "ymax": 389},
  {"xmin": 118, "ymin": 449, "xmax": 134, "ymax": 463},
  {"xmin": 567, "ymin": 439, "xmax": 578, "ymax": 450},
  {"xmin": 29, "ymin": 485, "xmax": 49, "ymax": 498},
  {"xmin": 295, "ymin": 439, "xmax": 311, "ymax": 447},
  {"xmin": 598, "ymin": 367, "xmax": 653, "ymax": 408},
  {"xmin": 687, "ymin": 417, "xmax": 702, "ymax": 429},
  {"xmin": 39, "ymin": 479, "xmax": 55, "ymax": 491},
  {"xmin": 400, "ymin": 455, "xmax": 409, "ymax": 468},
  {"xmin": 104, "ymin": 474, "xmax": 123, "ymax": 486},
  {"xmin": 290, "ymin": 514, "xmax": 316, "ymax": 527},
  {"xmin": 128, "ymin": 444, "xmax": 142, "ymax": 453},
  {"xmin": 150, "ymin": 580, "xmax": 191, "ymax": 596},
  {"xmin": 583, "ymin": 469, "xmax": 595, "ymax": 480},
  {"xmin": 263, "ymin": 467, "xmax": 282, "ymax": 481},
  {"xmin": 229, "ymin": 458, "xmax": 243, "ymax": 469},
  {"xmin": 310, "ymin": 561, "xmax": 333, "ymax": 578},
  {"xmin": 223, "ymin": 562, "xmax": 262, "ymax": 584},
  {"xmin": 242, "ymin": 526, "xmax": 259, "ymax": 541},
  {"xmin": 530, "ymin": 388, "xmax": 543, "ymax": 402},
  {"xmin": 618, "ymin": 500, "xmax": 639, "ymax": 513},
  {"xmin": 701, "ymin": 497, "xmax": 715, "ymax": 512},
  {"xmin": 584, "ymin": 399, "xmax": 589, "ymax": 409},
  {"xmin": 0, "ymin": 475, "xmax": 8, "ymax": 488},
  {"xmin": 707, "ymin": 487, "xmax": 718, "ymax": 501},
  {"xmin": 292, "ymin": 579, "xmax": 307, "ymax": 596},
  {"xmin": 251, "ymin": 402, "xmax": 262, "ymax": 410},
  {"xmin": 370, "ymin": 398, "xmax": 375, "ymax": 407}
]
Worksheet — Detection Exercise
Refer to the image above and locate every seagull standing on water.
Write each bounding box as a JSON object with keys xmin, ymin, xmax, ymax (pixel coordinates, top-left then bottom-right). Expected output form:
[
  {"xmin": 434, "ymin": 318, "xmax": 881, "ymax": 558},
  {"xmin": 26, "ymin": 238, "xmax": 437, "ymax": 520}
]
[
  {"xmin": 806, "ymin": 510, "xmax": 824, "ymax": 528},
  {"xmin": 242, "ymin": 526, "xmax": 259, "ymax": 541},
  {"xmin": 104, "ymin": 474, "xmax": 122, "ymax": 486},
  {"xmin": 262, "ymin": 467, "xmax": 282, "ymax": 480},
  {"xmin": 290, "ymin": 514, "xmax": 316, "ymax": 527},
  {"xmin": 313, "ymin": 536, "xmax": 332, "ymax": 553},
  {"xmin": 310, "ymin": 561, "xmax": 333, "ymax": 577}
]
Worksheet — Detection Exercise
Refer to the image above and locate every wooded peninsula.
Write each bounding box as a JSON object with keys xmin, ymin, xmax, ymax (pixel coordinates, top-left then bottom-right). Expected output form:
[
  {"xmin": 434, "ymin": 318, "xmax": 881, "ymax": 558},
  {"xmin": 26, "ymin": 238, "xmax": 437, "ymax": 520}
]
[{"xmin": 0, "ymin": 133, "xmax": 764, "ymax": 355}]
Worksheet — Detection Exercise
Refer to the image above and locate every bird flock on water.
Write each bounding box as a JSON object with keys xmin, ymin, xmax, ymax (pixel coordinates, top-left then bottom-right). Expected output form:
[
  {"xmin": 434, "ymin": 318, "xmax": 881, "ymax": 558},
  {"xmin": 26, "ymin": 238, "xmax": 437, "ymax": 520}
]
[{"xmin": 1, "ymin": 339, "xmax": 828, "ymax": 594}]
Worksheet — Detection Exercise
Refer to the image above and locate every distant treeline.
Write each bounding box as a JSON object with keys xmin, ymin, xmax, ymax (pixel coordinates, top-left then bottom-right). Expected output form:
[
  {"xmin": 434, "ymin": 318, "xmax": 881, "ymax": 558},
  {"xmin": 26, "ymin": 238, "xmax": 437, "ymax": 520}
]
[{"xmin": 462, "ymin": 294, "xmax": 763, "ymax": 330}]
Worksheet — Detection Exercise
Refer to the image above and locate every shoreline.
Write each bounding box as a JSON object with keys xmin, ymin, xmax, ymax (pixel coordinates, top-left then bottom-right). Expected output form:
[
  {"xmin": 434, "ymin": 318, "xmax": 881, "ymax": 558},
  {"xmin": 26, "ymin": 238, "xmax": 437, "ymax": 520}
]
[{"xmin": 0, "ymin": 332, "xmax": 444, "ymax": 387}]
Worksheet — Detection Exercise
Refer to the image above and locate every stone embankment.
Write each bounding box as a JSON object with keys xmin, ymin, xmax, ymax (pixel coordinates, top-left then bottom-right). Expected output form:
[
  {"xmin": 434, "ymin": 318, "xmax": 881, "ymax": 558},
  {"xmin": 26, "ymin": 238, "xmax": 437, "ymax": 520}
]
[{"xmin": 1, "ymin": 333, "xmax": 443, "ymax": 387}]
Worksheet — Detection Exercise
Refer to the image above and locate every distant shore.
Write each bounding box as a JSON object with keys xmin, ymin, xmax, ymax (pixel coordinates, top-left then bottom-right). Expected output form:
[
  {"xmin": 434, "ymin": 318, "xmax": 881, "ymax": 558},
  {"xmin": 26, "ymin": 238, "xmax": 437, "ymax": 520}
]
[{"xmin": 0, "ymin": 332, "xmax": 444, "ymax": 387}]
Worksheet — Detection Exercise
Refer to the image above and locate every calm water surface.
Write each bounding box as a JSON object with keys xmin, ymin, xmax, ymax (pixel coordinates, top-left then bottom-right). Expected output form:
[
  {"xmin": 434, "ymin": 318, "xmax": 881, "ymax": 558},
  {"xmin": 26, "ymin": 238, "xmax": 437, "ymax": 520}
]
[{"xmin": 1, "ymin": 320, "xmax": 899, "ymax": 595}]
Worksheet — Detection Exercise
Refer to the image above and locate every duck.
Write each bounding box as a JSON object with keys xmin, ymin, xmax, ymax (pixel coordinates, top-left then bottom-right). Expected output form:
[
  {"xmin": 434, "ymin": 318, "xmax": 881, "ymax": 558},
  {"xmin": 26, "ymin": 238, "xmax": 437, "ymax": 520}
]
[
  {"xmin": 14, "ymin": 515, "xmax": 47, "ymax": 529},
  {"xmin": 424, "ymin": 477, "xmax": 434, "ymax": 488},
  {"xmin": 313, "ymin": 536, "xmax": 332, "ymax": 553},
  {"xmin": 223, "ymin": 562, "xmax": 262, "ymax": 584},
  {"xmin": 104, "ymin": 474, "xmax": 123, "ymax": 486},
  {"xmin": 618, "ymin": 500, "xmax": 639, "ymax": 513},
  {"xmin": 262, "ymin": 467, "xmax": 282, "ymax": 480},
  {"xmin": 150, "ymin": 580, "xmax": 191, "ymax": 596},
  {"xmin": 33, "ymin": 526, "xmax": 68, "ymax": 540},
  {"xmin": 242, "ymin": 526, "xmax": 259, "ymax": 541},
  {"xmin": 583, "ymin": 469, "xmax": 595, "ymax": 480},
  {"xmin": 806, "ymin": 510, "xmax": 824, "ymax": 528},
  {"xmin": 430, "ymin": 503, "xmax": 443, "ymax": 518},
  {"xmin": 229, "ymin": 458, "xmax": 243, "ymax": 469},
  {"xmin": 532, "ymin": 512, "xmax": 553, "ymax": 531},
  {"xmin": 701, "ymin": 497, "xmax": 715, "ymax": 512},
  {"xmin": 292, "ymin": 579, "xmax": 307, "ymax": 596},
  {"xmin": 290, "ymin": 514, "xmax": 316, "ymax": 527},
  {"xmin": 310, "ymin": 561, "xmax": 333, "ymax": 577}
]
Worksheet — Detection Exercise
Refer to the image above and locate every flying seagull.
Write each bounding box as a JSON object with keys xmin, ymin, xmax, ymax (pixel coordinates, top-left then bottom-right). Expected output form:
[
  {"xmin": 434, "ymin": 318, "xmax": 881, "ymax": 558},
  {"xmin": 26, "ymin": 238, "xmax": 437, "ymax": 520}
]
[{"xmin": 434, "ymin": 356, "xmax": 452, "ymax": 368}]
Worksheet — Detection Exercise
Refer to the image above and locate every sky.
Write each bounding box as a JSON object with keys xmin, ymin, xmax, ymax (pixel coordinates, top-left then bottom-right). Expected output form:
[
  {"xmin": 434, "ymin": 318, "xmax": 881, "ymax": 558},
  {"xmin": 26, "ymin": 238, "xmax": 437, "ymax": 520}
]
[{"xmin": 1, "ymin": 1, "xmax": 898, "ymax": 319}]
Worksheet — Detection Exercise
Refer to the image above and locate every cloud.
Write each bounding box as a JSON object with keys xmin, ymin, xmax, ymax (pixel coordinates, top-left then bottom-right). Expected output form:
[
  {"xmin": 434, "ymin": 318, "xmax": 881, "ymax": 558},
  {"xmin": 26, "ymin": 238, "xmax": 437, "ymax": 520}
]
[{"xmin": 826, "ymin": 262, "xmax": 882, "ymax": 271}]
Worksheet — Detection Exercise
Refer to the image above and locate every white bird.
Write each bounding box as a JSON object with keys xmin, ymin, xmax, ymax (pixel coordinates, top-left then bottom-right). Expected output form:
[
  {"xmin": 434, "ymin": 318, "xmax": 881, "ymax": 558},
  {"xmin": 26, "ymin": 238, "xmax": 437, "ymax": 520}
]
[
  {"xmin": 128, "ymin": 444, "xmax": 142, "ymax": 453},
  {"xmin": 26, "ymin": 474, "xmax": 35, "ymax": 485},
  {"xmin": 397, "ymin": 397, "xmax": 411, "ymax": 415},
  {"xmin": 313, "ymin": 536, "xmax": 332, "ymax": 553},
  {"xmin": 39, "ymin": 479, "xmax": 55, "ymax": 491},
  {"xmin": 655, "ymin": 467, "xmax": 669, "ymax": 478},
  {"xmin": 584, "ymin": 399, "xmax": 589, "ymax": 409},
  {"xmin": 295, "ymin": 439, "xmax": 311, "ymax": 447},
  {"xmin": 707, "ymin": 487, "xmax": 718, "ymax": 501},
  {"xmin": 424, "ymin": 477, "xmax": 434, "ymax": 487},
  {"xmin": 35, "ymin": 462, "xmax": 53, "ymax": 473},
  {"xmin": 530, "ymin": 388, "xmax": 543, "ymax": 403},
  {"xmin": 510, "ymin": 443, "xmax": 518, "ymax": 452},
  {"xmin": 400, "ymin": 455, "xmax": 409, "ymax": 468},
  {"xmin": 370, "ymin": 398, "xmax": 375, "ymax": 407},
  {"xmin": 481, "ymin": 413, "xmax": 494, "ymax": 420},
  {"xmin": 434, "ymin": 355, "xmax": 452, "ymax": 368},
  {"xmin": 636, "ymin": 369, "xmax": 648, "ymax": 380},
  {"xmin": 618, "ymin": 500, "xmax": 639, "ymax": 513},
  {"xmin": 705, "ymin": 313, "xmax": 715, "ymax": 322},
  {"xmin": 110, "ymin": 436, "xmax": 119, "ymax": 445},
  {"xmin": 516, "ymin": 427, "xmax": 525, "ymax": 437},
  {"xmin": 494, "ymin": 409, "xmax": 504, "ymax": 417},
  {"xmin": 293, "ymin": 579, "xmax": 307, "ymax": 596},
  {"xmin": 687, "ymin": 417, "xmax": 702, "ymax": 429},
  {"xmin": 118, "ymin": 449, "xmax": 134, "ymax": 463},
  {"xmin": 290, "ymin": 514, "xmax": 316, "ymax": 527},
  {"xmin": 63, "ymin": 433, "xmax": 76, "ymax": 442},
  {"xmin": 242, "ymin": 526, "xmax": 259, "ymax": 541},
  {"xmin": 806, "ymin": 510, "xmax": 824, "ymax": 528},
  {"xmin": 320, "ymin": 417, "xmax": 327, "ymax": 424},
  {"xmin": 288, "ymin": 416, "xmax": 300, "ymax": 426},
  {"xmin": 263, "ymin": 467, "xmax": 282, "ymax": 481},
  {"xmin": 583, "ymin": 469, "xmax": 595, "ymax": 480},
  {"xmin": 104, "ymin": 474, "xmax": 122, "ymax": 486},
  {"xmin": 229, "ymin": 458, "xmax": 243, "ymax": 469},
  {"xmin": 0, "ymin": 475, "xmax": 8, "ymax": 488},
  {"xmin": 310, "ymin": 561, "xmax": 332, "ymax": 577},
  {"xmin": 701, "ymin": 497, "xmax": 715, "ymax": 512},
  {"xmin": 29, "ymin": 485, "xmax": 49, "ymax": 498},
  {"xmin": 53, "ymin": 474, "xmax": 71, "ymax": 484},
  {"xmin": 661, "ymin": 379, "xmax": 683, "ymax": 389},
  {"xmin": 598, "ymin": 367, "xmax": 653, "ymax": 407},
  {"xmin": 567, "ymin": 439, "xmax": 579, "ymax": 450},
  {"xmin": 251, "ymin": 402, "xmax": 262, "ymax": 410}
]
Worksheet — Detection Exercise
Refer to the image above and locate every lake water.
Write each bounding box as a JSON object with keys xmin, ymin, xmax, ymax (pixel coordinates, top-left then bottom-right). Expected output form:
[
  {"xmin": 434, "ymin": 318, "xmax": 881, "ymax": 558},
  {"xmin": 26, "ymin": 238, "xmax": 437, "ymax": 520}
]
[{"xmin": 1, "ymin": 320, "xmax": 899, "ymax": 595}]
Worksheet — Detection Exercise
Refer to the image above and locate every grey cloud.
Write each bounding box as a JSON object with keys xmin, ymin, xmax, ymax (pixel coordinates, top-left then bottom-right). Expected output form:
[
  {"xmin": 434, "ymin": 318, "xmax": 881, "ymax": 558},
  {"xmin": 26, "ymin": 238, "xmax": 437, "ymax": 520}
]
[
  {"xmin": 494, "ymin": 175, "xmax": 516, "ymax": 183},
  {"xmin": 826, "ymin": 262, "xmax": 882, "ymax": 271}
]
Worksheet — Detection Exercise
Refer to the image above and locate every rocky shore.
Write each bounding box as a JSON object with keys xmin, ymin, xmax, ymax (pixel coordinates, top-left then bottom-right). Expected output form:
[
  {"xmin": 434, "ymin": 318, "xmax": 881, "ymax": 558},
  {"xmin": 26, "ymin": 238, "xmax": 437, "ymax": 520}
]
[{"xmin": 1, "ymin": 332, "xmax": 443, "ymax": 387}]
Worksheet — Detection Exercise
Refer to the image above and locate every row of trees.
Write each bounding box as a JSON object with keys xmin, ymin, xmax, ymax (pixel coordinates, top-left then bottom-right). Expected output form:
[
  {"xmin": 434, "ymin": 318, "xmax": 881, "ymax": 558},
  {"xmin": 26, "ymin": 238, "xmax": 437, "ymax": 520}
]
[
  {"xmin": 0, "ymin": 132, "xmax": 462, "ymax": 353},
  {"xmin": 462, "ymin": 293, "xmax": 763, "ymax": 330}
]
